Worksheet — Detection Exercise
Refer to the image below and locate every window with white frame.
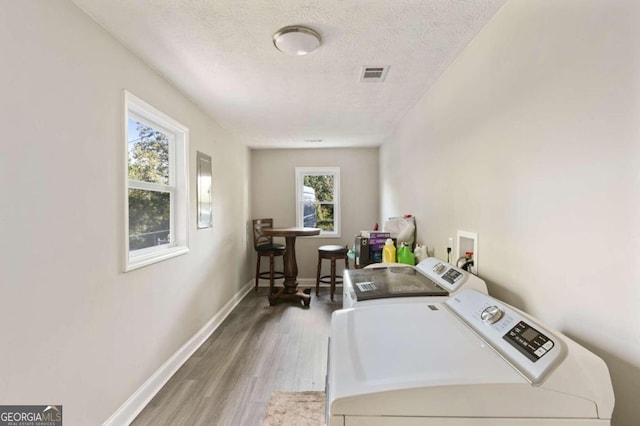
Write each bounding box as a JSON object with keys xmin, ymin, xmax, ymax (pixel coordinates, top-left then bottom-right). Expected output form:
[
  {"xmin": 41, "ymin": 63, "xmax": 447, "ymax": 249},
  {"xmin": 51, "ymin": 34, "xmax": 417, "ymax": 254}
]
[
  {"xmin": 295, "ymin": 167, "xmax": 340, "ymax": 237},
  {"xmin": 124, "ymin": 91, "xmax": 189, "ymax": 271}
]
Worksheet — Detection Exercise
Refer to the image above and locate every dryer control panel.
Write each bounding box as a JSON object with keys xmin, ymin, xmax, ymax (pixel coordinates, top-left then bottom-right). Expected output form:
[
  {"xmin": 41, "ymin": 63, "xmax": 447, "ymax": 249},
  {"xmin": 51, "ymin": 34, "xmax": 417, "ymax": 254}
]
[
  {"xmin": 415, "ymin": 257, "xmax": 467, "ymax": 292},
  {"xmin": 446, "ymin": 289, "xmax": 566, "ymax": 385},
  {"xmin": 504, "ymin": 320, "xmax": 555, "ymax": 362}
]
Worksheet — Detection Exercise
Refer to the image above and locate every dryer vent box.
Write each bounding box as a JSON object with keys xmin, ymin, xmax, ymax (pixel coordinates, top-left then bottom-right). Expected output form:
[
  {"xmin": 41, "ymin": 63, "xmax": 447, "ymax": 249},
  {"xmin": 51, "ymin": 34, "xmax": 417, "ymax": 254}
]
[{"xmin": 457, "ymin": 230, "xmax": 478, "ymax": 274}]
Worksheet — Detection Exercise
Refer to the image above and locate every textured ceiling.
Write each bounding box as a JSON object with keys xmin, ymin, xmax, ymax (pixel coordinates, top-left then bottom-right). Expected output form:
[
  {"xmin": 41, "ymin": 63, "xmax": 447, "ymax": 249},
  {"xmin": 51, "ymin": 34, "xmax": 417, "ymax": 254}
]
[{"xmin": 72, "ymin": 0, "xmax": 506, "ymax": 148}]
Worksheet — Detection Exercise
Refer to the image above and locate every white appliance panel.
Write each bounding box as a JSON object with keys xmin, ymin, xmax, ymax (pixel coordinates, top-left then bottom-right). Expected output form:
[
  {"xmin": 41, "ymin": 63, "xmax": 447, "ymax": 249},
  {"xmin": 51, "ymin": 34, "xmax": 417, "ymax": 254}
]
[
  {"xmin": 415, "ymin": 257, "xmax": 471, "ymax": 293},
  {"xmin": 446, "ymin": 289, "xmax": 565, "ymax": 384},
  {"xmin": 327, "ymin": 289, "xmax": 614, "ymax": 425},
  {"xmin": 333, "ymin": 303, "xmax": 524, "ymax": 400}
]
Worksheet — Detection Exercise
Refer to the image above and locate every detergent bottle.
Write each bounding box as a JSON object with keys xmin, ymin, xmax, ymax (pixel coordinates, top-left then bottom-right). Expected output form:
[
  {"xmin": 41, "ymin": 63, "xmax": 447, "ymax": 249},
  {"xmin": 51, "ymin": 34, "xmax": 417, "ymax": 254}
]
[
  {"xmin": 382, "ymin": 238, "xmax": 396, "ymax": 263},
  {"xmin": 414, "ymin": 243, "xmax": 427, "ymax": 263},
  {"xmin": 397, "ymin": 242, "xmax": 415, "ymax": 266}
]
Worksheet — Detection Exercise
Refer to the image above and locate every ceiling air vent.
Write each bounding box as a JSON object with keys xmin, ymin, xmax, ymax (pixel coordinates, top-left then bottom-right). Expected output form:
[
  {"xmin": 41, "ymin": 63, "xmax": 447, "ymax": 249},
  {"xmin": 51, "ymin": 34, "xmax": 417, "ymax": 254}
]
[{"xmin": 360, "ymin": 66, "xmax": 389, "ymax": 82}]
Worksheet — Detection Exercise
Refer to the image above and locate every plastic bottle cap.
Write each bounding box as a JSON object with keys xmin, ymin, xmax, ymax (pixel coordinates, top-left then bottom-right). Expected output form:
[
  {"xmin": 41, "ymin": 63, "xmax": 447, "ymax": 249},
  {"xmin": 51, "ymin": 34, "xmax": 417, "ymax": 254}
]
[{"xmin": 385, "ymin": 238, "xmax": 393, "ymax": 245}]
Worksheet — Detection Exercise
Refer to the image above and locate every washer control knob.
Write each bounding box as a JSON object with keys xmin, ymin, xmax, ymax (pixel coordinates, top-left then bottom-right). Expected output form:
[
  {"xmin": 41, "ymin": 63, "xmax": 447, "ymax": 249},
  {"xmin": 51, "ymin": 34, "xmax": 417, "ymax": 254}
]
[{"xmin": 481, "ymin": 306, "xmax": 504, "ymax": 325}]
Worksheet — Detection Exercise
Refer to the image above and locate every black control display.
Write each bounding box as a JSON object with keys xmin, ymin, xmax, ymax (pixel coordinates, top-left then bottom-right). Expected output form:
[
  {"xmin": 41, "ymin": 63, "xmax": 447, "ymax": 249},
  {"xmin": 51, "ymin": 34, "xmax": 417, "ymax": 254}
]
[
  {"xmin": 503, "ymin": 321, "xmax": 554, "ymax": 363},
  {"xmin": 442, "ymin": 268, "xmax": 462, "ymax": 284}
]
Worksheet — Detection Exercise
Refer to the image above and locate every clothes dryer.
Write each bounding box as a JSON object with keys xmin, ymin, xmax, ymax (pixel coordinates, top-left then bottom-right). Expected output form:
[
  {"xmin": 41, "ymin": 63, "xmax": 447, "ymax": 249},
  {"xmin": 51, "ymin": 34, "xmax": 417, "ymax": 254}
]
[{"xmin": 327, "ymin": 289, "xmax": 614, "ymax": 425}]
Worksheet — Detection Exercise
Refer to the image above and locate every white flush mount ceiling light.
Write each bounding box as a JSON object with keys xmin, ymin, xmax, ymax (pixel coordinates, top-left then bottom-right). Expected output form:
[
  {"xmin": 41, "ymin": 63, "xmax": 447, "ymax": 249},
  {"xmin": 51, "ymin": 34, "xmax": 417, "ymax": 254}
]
[{"xmin": 273, "ymin": 26, "xmax": 321, "ymax": 56}]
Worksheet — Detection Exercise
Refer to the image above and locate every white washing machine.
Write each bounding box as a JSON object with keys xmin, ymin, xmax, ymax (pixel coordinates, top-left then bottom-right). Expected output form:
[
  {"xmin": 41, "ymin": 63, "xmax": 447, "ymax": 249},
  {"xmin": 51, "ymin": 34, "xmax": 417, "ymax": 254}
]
[
  {"xmin": 327, "ymin": 289, "xmax": 614, "ymax": 425},
  {"xmin": 342, "ymin": 257, "xmax": 487, "ymax": 308}
]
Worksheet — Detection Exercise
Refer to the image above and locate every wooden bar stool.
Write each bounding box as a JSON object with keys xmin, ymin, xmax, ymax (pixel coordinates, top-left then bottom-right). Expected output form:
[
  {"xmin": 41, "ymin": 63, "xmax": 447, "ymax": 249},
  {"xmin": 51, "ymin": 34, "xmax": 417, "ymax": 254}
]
[
  {"xmin": 252, "ymin": 219, "xmax": 285, "ymax": 294},
  {"xmin": 316, "ymin": 245, "xmax": 349, "ymax": 301}
]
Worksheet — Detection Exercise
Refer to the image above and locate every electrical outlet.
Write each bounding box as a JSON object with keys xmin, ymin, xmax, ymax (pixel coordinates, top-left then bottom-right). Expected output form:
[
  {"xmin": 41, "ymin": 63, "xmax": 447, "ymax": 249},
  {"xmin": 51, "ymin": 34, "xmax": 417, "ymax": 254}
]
[{"xmin": 446, "ymin": 237, "xmax": 454, "ymax": 263}]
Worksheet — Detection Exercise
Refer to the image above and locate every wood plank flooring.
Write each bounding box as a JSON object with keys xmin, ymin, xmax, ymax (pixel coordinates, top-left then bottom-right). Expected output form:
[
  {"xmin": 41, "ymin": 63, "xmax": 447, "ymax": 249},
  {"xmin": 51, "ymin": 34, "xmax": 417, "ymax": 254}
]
[{"xmin": 131, "ymin": 288, "xmax": 342, "ymax": 426}]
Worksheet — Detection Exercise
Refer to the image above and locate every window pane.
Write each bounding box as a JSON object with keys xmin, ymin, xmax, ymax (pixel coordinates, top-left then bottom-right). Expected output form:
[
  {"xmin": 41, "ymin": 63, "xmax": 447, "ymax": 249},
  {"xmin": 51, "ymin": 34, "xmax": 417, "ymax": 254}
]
[
  {"xmin": 302, "ymin": 184, "xmax": 317, "ymax": 228},
  {"xmin": 317, "ymin": 204, "xmax": 334, "ymax": 231},
  {"xmin": 303, "ymin": 175, "xmax": 334, "ymax": 202},
  {"xmin": 128, "ymin": 189, "xmax": 170, "ymax": 250},
  {"xmin": 128, "ymin": 118, "xmax": 170, "ymax": 184},
  {"xmin": 302, "ymin": 201, "xmax": 317, "ymax": 228}
]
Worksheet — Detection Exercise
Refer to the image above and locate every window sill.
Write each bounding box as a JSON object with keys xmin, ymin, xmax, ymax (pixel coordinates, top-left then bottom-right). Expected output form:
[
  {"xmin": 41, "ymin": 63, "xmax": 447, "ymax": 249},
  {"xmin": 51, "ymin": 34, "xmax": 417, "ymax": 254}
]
[
  {"xmin": 314, "ymin": 232, "xmax": 341, "ymax": 238},
  {"xmin": 125, "ymin": 245, "xmax": 189, "ymax": 272}
]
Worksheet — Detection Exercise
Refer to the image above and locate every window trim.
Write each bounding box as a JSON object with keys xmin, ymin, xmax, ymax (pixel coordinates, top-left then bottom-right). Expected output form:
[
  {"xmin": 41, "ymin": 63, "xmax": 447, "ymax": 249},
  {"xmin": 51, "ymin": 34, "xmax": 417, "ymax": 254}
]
[
  {"xmin": 124, "ymin": 90, "xmax": 190, "ymax": 271},
  {"xmin": 295, "ymin": 167, "xmax": 340, "ymax": 237}
]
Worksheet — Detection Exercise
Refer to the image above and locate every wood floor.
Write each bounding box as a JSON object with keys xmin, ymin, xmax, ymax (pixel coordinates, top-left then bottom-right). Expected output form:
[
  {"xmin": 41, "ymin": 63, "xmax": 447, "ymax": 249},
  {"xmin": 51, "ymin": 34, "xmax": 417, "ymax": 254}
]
[{"xmin": 131, "ymin": 287, "xmax": 342, "ymax": 426}]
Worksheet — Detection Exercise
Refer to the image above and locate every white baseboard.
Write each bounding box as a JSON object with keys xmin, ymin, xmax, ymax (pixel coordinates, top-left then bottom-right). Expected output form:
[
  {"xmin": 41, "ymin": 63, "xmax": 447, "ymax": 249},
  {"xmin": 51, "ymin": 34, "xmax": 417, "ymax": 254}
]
[{"xmin": 103, "ymin": 280, "xmax": 254, "ymax": 426}]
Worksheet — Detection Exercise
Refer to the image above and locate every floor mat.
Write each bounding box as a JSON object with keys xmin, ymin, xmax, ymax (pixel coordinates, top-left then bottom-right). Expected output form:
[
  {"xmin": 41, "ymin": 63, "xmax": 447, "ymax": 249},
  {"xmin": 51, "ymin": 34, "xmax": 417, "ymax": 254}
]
[{"xmin": 263, "ymin": 391, "xmax": 325, "ymax": 426}]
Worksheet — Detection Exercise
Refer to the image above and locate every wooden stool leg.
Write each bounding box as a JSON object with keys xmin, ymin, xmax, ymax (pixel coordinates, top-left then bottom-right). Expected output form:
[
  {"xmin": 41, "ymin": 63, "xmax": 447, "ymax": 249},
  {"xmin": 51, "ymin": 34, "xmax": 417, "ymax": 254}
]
[
  {"xmin": 330, "ymin": 259, "xmax": 337, "ymax": 301},
  {"xmin": 345, "ymin": 244, "xmax": 349, "ymax": 270},
  {"xmin": 316, "ymin": 255, "xmax": 322, "ymax": 296},
  {"xmin": 255, "ymin": 255, "xmax": 261, "ymax": 291},
  {"xmin": 269, "ymin": 254, "xmax": 275, "ymax": 295}
]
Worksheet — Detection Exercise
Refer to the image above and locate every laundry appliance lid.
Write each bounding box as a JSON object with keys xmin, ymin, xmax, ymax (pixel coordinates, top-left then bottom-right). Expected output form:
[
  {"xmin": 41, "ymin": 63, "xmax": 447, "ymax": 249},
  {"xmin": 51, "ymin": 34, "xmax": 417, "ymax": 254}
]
[
  {"xmin": 328, "ymin": 296, "xmax": 605, "ymax": 419},
  {"xmin": 329, "ymin": 302, "xmax": 525, "ymax": 399},
  {"xmin": 345, "ymin": 266, "xmax": 448, "ymax": 301}
]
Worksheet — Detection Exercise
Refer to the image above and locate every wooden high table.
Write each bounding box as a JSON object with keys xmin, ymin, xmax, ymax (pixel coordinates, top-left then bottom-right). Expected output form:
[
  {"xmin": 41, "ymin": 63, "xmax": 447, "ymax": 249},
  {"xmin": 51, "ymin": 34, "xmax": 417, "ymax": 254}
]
[{"xmin": 262, "ymin": 227, "xmax": 321, "ymax": 307}]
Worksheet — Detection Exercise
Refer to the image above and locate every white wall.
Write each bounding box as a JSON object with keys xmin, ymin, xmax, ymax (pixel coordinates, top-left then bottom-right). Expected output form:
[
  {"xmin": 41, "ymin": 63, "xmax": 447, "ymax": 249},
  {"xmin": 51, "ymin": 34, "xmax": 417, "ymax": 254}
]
[
  {"xmin": 0, "ymin": 2, "xmax": 251, "ymax": 424},
  {"xmin": 251, "ymin": 148, "xmax": 379, "ymax": 280},
  {"xmin": 380, "ymin": 0, "xmax": 639, "ymax": 424}
]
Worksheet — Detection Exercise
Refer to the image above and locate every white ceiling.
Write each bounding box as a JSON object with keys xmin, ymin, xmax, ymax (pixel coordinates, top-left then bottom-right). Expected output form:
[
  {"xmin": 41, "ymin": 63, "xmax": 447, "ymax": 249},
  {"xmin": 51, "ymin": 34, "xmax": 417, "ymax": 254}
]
[{"xmin": 72, "ymin": 0, "xmax": 506, "ymax": 149}]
